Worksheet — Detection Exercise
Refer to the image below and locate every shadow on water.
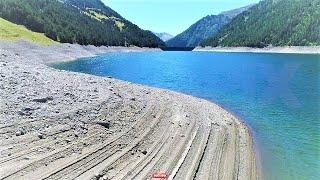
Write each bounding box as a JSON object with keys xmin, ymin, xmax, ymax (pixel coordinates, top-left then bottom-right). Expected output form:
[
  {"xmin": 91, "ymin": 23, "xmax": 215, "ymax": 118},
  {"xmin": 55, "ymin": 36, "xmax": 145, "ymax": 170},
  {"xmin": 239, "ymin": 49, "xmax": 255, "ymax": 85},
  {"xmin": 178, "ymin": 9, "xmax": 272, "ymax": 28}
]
[{"xmin": 160, "ymin": 47, "xmax": 195, "ymax": 51}]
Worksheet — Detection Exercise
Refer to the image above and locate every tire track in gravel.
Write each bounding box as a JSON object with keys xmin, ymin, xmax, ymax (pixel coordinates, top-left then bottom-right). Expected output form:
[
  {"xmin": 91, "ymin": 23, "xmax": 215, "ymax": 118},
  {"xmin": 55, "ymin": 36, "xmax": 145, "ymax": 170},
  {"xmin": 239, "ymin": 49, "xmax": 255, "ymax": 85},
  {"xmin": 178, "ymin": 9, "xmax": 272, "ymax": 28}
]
[
  {"xmin": 128, "ymin": 110, "xmax": 199, "ymax": 180},
  {"xmin": 0, "ymin": 105, "xmax": 157, "ymax": 180},
  {"xmin": 73, "ymin": 105, "xmax": 166, "ymax": 180},
  {"xmin": 40, "ymin": 105, "xmax": 163, "ymax": 180},
  {"xmin": 170, "ymin": 121, "xmax": 211, "ymax": 180},
  {"xmin": 91, "ymin": 108, "xmax": 172, "ymax": 180}
]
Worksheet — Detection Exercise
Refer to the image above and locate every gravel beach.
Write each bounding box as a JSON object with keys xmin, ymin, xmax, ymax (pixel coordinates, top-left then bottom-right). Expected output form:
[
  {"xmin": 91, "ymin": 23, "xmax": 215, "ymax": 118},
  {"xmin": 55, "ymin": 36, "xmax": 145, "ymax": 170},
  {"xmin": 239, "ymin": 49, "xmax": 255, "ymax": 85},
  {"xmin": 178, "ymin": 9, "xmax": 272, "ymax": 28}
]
[
  {"xmin": 0, "ymin": 41, "xmax": 260, "ymax": 180},
  {"xmin": 194, "ymin": 46, "xmax": 320, "ymax": 54}
]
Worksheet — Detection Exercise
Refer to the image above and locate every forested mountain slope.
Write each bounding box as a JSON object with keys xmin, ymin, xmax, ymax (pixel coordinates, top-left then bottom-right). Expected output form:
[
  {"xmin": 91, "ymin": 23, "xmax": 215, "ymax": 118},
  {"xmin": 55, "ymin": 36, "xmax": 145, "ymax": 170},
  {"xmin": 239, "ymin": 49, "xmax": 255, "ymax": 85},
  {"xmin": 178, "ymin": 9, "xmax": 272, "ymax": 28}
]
[
  {"xmin": 166, "ymin": 5, "xmax": 252, "ymax": 47},
  {"xmin": 166, "ymin": 15, "xmax": 231, "ymax": 47},
  {"xmin": 0, "ymin": 0, "xmax": 164, "ymax": 47},
  {"xmin": 201, "ymin": 0, "xmax": 320, "ymax": 47}
]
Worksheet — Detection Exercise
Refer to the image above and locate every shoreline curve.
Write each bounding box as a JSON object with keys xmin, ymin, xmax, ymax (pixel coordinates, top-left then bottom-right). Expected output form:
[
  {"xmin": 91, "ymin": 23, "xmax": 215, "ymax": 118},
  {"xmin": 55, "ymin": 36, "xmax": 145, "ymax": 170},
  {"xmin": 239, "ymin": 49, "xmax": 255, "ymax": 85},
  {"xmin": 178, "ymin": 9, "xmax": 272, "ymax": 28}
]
[
  {"xmin": 0, "ymin": 40, "xmax": 261, "ymax": 180},
  {"xmin": 194, "ymin": 46, "xmax": 320, "ymax": 54}
]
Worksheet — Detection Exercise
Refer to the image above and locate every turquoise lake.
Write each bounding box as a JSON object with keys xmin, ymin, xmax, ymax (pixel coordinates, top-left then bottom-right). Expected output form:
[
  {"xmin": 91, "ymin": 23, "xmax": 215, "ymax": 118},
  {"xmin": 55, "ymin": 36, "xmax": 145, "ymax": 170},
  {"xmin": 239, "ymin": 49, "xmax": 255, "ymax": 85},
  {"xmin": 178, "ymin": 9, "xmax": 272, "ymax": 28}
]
[{"xmin": 51, "ymin": 51, "xmax": 320, "ymax": 180}]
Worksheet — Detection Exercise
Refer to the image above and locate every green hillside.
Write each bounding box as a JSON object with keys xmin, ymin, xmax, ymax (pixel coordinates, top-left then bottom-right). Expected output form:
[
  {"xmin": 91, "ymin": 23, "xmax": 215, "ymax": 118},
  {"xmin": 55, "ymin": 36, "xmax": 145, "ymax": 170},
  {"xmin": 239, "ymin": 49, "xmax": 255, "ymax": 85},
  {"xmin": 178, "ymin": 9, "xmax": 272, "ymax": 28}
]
[
  {"xmin": 0, "ymin": 17, "xmax": 55, "ymax": 44},
  {"xmin": 166, "ymin": 15, "xmax": 231, "ymax": 47},
  {"xmin": 166, "ymin": 5, "xmax": 252, "ymax": 47},
  {"xmin": 201, "ymin": 0, "xmax": 320, "ymax": 47},
  {"xmin": 0, "ymin": 0, "xmax": 164, "ymax": 47}
]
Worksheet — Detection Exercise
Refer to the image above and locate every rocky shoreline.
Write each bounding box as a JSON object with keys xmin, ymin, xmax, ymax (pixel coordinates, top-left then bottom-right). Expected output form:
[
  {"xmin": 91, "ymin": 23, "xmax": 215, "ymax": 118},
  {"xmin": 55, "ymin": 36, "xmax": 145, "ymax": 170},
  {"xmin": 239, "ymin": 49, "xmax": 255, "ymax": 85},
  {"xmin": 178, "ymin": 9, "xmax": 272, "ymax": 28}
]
[
  {"xmin": 0, "ymin": 41, "xmax": 260, "ymax": 180},
  {"xmin": 194, "ymin": 46, "xmax": 320, "ymax": 54}
]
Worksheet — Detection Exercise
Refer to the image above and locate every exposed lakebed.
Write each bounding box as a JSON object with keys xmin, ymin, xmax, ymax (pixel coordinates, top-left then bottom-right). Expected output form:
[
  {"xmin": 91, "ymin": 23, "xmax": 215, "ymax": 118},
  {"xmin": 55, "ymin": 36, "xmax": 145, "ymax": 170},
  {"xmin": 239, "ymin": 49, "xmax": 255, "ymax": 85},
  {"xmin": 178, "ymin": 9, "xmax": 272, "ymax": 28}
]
[{"xmin": 52, "ymin": 51, "xmax": 320, "ymax": 180}]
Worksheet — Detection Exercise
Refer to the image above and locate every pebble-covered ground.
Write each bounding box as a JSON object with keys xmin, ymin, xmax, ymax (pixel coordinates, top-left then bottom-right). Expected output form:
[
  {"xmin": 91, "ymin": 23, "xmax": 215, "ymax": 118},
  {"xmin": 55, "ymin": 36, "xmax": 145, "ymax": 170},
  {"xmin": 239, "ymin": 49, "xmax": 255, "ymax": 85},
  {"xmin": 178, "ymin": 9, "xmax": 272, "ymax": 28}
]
[{"xmin": 0, "ymin": 41, "xmax": 260, "ymax": 180}]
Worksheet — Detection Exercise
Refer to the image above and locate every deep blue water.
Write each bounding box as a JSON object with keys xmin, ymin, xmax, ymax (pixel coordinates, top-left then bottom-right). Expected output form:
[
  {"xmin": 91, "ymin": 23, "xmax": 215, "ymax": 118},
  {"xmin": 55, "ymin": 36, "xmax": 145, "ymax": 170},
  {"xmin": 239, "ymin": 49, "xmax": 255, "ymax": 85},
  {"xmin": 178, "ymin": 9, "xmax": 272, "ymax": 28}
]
[{"xmin": 51, "ymin": 51, "xmax": 320, "ymax": 180}]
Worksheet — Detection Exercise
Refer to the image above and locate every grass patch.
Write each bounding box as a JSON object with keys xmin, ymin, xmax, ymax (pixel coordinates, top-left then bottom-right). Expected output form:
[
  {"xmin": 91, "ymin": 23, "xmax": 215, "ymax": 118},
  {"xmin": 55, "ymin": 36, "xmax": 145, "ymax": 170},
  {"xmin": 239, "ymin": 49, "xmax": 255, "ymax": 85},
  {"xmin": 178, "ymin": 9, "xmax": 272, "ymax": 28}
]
[
  {"xmin": 83, "ymin": 8, "xmax": 109, "ymax": 22},
  {"xmin": 83, "ymin": 9, "xmax": 125, "ymax": 31},
  {"xmin": 115, "ymin": 21, "xmax": 125, "ymax": 31},
  {"xmin": 0, "ymin": 17, "xmax": 56, "ymax": 45},
  {"xmin": 88, "ymin": 10, "xmax": 108, "ymax": 21}
]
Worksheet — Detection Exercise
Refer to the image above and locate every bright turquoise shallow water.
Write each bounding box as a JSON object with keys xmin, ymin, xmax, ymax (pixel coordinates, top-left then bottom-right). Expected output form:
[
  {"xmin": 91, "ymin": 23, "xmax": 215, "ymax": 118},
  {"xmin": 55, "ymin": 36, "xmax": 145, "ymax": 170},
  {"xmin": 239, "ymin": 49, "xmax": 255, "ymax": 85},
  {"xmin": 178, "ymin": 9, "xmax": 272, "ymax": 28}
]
[{"xmin": 51, "ymin": 52, "xmax": 320, "ymax": 180}]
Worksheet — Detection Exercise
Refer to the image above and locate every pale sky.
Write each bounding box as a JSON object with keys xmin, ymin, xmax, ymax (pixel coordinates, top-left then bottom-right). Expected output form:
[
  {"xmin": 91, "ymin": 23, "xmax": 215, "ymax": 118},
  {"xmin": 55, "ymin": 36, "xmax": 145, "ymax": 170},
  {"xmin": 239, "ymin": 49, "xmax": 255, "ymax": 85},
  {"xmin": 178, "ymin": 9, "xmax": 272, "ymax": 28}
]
[{"xmin": 102, "ymin": 0, "xmax": 260, "ymax": 36}]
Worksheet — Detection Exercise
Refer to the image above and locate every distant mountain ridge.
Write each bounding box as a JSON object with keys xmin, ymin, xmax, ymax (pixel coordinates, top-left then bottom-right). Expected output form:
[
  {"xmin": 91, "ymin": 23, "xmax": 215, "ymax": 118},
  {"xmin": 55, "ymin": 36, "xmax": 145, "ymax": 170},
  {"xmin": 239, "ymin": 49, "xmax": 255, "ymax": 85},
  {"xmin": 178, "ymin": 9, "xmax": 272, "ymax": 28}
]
[
  {"xmin": 0, "ymin": 0, "xmax": 164, "ymax": 47},
  {"xmin": 201, "ymin": 0, "xmax": 320, "ymax": 47},
  {"xmin": 220, "ymin": 5, "xmax": 255, "ymax": 18},
  {"xmin": 166, "ymin": 5, "xmax": 252, "ymax": 47},
  {"xmin": 153, "ymin": 32, "xmax": 174, "ymax": 42}
]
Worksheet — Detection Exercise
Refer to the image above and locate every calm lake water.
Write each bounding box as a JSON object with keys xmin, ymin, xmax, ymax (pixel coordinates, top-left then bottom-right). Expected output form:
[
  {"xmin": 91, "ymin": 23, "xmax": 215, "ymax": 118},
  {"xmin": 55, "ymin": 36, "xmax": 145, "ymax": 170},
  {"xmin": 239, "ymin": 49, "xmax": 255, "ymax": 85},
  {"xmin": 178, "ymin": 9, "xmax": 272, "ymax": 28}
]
[{"xmin": 51, "ymin": 51, "xmax": 320, "ymax": 180}]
